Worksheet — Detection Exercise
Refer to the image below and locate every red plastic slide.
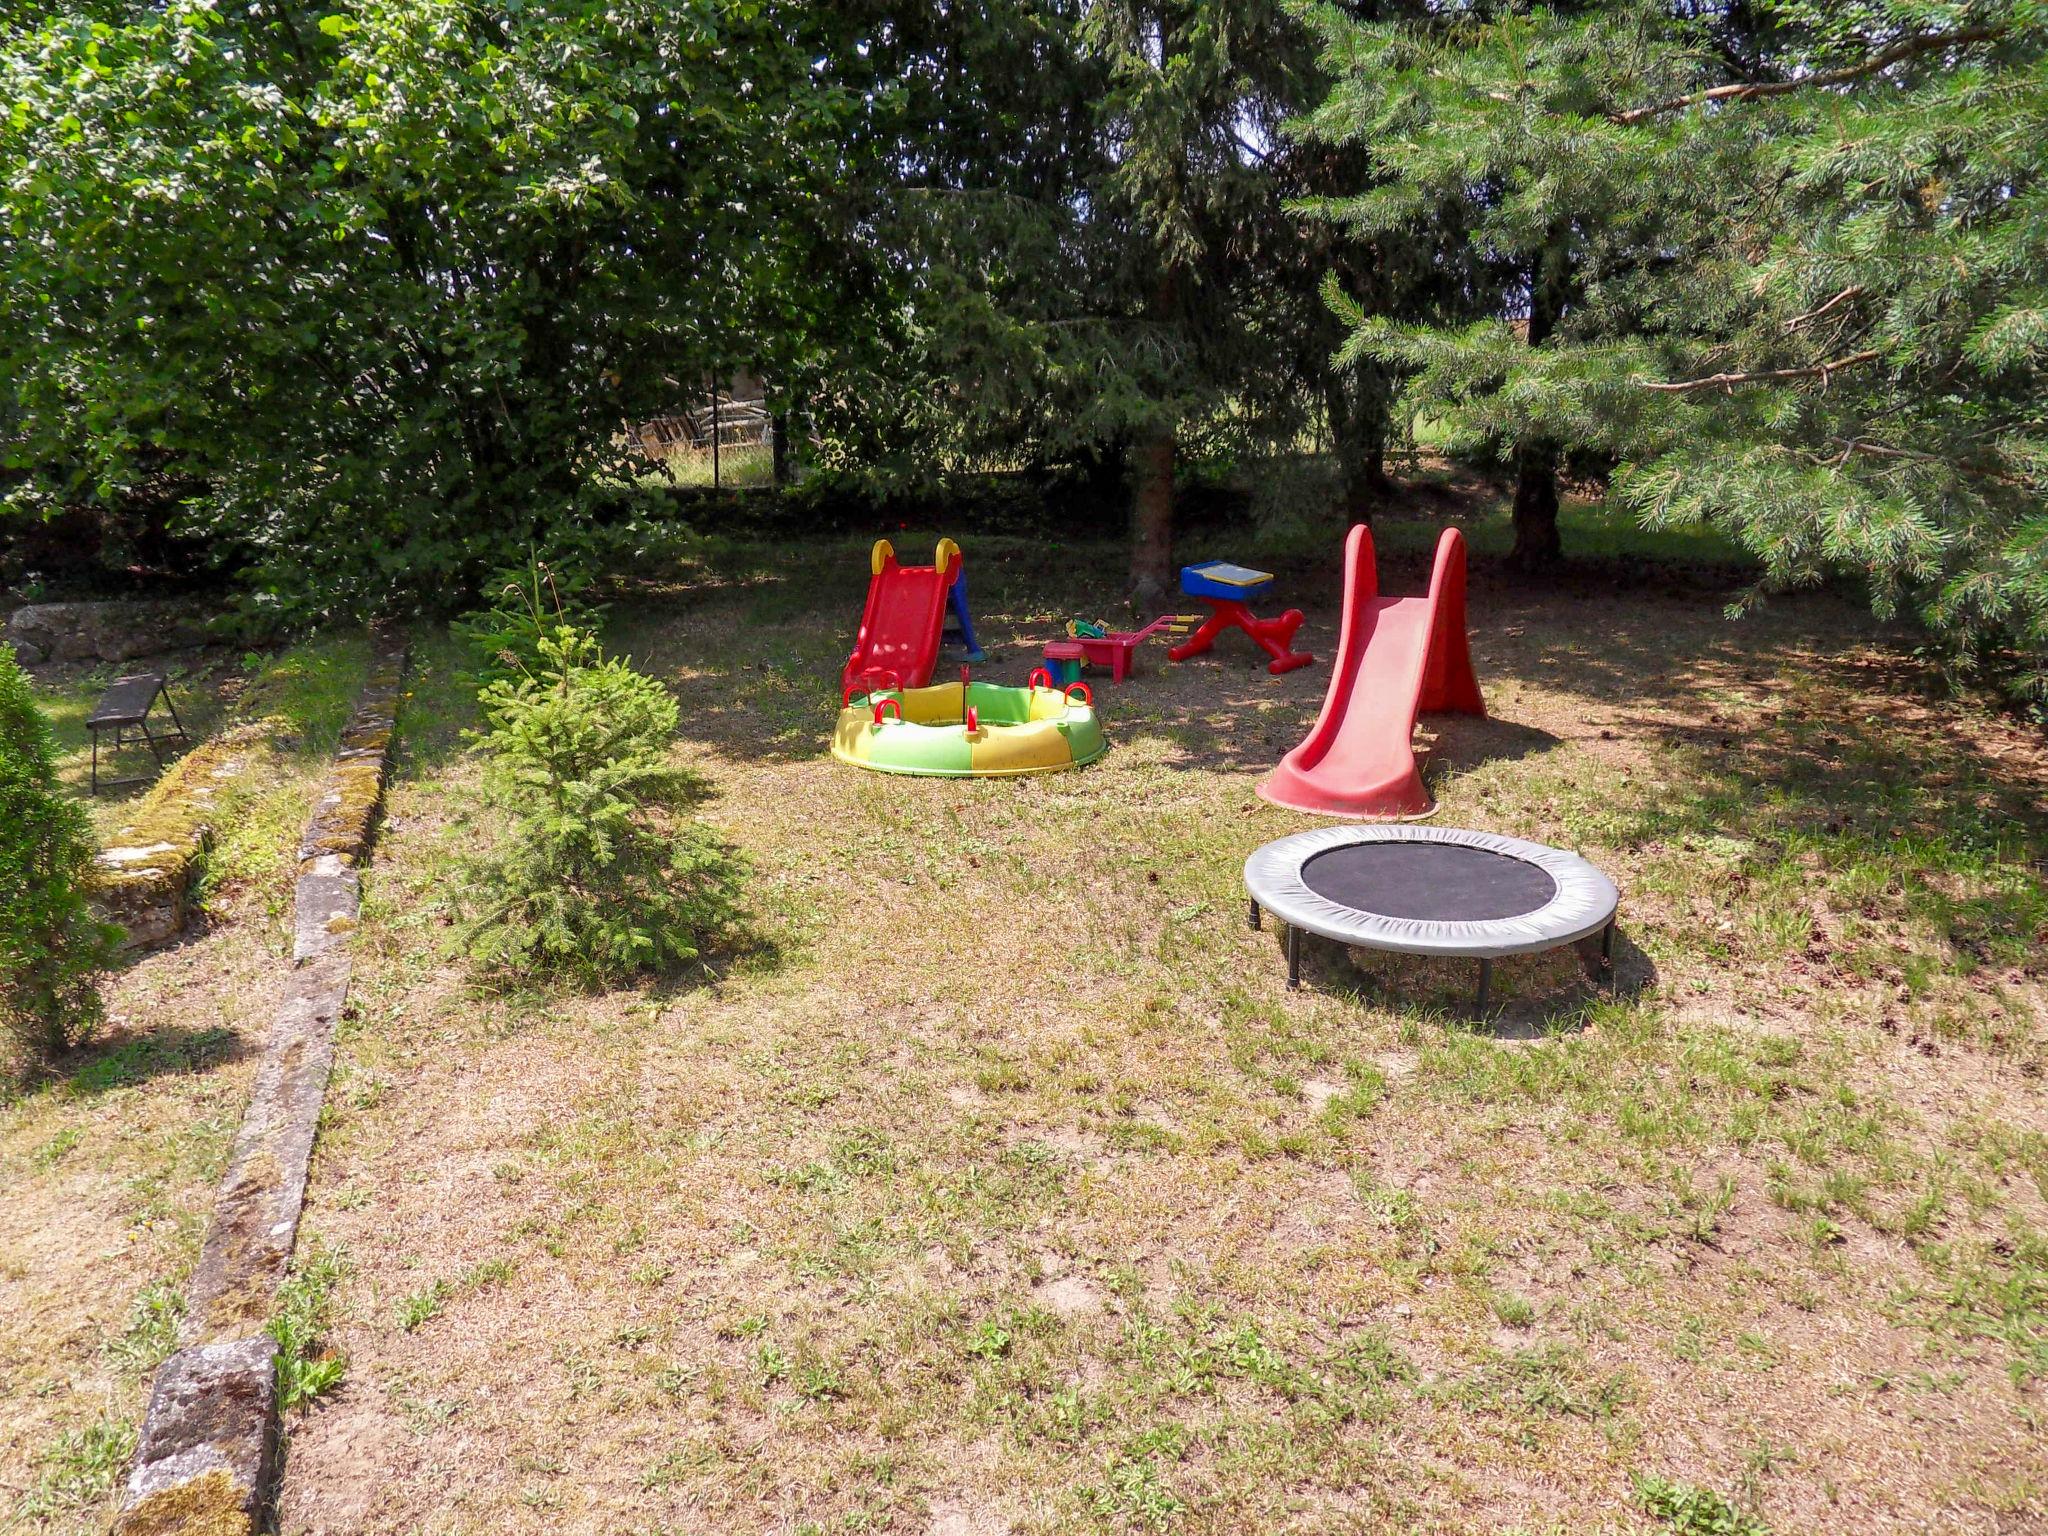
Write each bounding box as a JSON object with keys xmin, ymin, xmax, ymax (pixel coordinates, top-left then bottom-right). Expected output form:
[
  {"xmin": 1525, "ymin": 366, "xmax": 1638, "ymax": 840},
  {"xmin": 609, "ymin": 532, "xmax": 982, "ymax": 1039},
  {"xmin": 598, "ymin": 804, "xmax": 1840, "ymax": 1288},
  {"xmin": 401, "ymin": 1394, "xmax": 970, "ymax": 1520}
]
[
  {"xmin": 841, "ymin": 538, "xmax": 960, "ymax": 698},
  {"xmin": 1257, "ymin": 525, "xmax": 1484, "ymax": 819}
]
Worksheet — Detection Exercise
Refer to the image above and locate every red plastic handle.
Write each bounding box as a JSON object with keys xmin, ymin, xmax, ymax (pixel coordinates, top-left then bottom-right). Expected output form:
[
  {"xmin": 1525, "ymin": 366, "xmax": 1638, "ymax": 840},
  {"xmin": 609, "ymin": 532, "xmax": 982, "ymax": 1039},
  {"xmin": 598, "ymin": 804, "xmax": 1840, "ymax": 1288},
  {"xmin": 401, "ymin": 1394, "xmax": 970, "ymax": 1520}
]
[
  {"xmin": 871, "ymin": 698, "xmax": 902, "ymax": 725},
  {"xmin": 1027, "ymin": 668, "xmax": 1052, "ymax": 690},
  {"xmin": 844, "ymin": 668, "xmax": 904, "ymax": 706},
  {"xmin": 1063, "ymin": 682, "xmax": 1092, "ymax": 707},
  {"xmin": 965, "ymin": 706, "xmax": 979, "ymax": 732}
]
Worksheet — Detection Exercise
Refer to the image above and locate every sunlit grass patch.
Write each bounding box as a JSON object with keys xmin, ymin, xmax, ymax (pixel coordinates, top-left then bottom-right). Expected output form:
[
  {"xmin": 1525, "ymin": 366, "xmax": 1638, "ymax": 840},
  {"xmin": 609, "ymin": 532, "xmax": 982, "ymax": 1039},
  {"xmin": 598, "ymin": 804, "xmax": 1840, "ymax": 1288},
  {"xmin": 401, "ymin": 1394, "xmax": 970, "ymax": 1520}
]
[{"xmin": 271, "ymin": 526, "xmax": 2048, "ymax": 1534}]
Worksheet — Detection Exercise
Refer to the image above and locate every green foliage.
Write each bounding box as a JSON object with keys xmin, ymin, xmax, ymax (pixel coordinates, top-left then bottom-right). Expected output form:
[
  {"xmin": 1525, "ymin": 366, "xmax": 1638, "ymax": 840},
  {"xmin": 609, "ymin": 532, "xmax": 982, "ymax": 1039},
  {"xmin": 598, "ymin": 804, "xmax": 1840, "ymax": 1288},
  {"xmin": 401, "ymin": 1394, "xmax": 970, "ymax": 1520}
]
[
  {"xmin": 1298, "ymin": 0, "xmax": 2048, "ymax": 691},
  {"xmin": 0, "ymin": 0, "xmax": 871, "ymax": 617},
  {"xmin": 1633, "ymin": 1472, "xmax": 1771, "ymax": 1536},
  {"xmin": 106, "ymin": 1281, "xmax": 184, "ymax": 1376},
  {"xmin": 816, "ymin": 2, "xmax": 1418, "ymax": 579},
  {"xmin": 270, "ymin": 1239, "xmax": 349, "ymax": 1411},
  {"xmin": 394, "ymin": 1278, "xmax": 449, "ymax": 1334},
  {"xmin": 461, "ymin": 621, "xmax": 743, "ymax": 983},
  {"xmin": 0, "ymin": 644, "xmax": 117, "ymax": 1073},
  {"xmin": 451, "ymin": 558, "xmax": 608, "ymax": 689},
  {"xmin": 16, "ymin": 1415, "xmax": 135, "ymax": 1521}
]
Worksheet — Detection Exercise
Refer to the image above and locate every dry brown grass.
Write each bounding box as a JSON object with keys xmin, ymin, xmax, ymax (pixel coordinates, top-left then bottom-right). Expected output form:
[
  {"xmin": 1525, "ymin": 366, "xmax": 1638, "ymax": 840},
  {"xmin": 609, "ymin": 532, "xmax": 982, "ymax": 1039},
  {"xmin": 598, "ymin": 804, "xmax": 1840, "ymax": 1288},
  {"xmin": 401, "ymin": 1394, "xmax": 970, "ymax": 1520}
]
[
  {"xmin": 257, "ymin": 515, "xmax": 2048, "ymax": 1536},
  {"xmin": 0, "ymin": 634, "xmax": 369, "ymax": 1533}
]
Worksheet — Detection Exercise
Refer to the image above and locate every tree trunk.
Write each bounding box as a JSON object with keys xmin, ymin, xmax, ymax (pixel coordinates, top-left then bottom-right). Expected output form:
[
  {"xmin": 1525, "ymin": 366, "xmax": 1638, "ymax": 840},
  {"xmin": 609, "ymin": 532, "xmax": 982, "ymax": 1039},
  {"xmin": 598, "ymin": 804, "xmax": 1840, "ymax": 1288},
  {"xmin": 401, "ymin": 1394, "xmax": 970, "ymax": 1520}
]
[
  {"xmin": 771, "ymin": 408, "xmax": 791, "ymax": 487},
  {"xmin": 1511, "ymin": 441, "xmax": 1562, "ymax": 566},
  {"xmin": 1129, "ymin": 265, "xmax": 1180, "ymax": 601},
  {"xmin": 1326, "ymin": 369, "xmax": 1394, "ymax": 525},
  {"xmin": 1510, "ymin": 240, "xmax": 1570, "ymax": 570},
  {"xmin": 1129, "ymin": 423, "xmax": 1175, "ymax": 602}
]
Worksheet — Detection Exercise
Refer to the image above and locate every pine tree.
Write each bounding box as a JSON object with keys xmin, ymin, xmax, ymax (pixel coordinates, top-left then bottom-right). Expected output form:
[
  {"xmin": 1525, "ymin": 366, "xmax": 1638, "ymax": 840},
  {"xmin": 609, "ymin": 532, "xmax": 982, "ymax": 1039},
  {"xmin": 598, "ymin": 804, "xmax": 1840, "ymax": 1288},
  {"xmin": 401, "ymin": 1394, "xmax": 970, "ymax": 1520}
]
[
  {"xmin": 0, "ymin": 645, "xmax": 117, "ymax": 1071},
  {"xmin": 1610, "ymin": 1, "xmax": 2048, "ymax": 696},
  {"xmin": 1295, "ymin": 0, "xmax": 1742, "ymax": 568},
  {"xmin": 834, "ymin": 2, "xmax": 1416, "ymax": 596},
  {"xmin": 1300, "ymin": 0, "xmax": 2047, "ymax": 690}
]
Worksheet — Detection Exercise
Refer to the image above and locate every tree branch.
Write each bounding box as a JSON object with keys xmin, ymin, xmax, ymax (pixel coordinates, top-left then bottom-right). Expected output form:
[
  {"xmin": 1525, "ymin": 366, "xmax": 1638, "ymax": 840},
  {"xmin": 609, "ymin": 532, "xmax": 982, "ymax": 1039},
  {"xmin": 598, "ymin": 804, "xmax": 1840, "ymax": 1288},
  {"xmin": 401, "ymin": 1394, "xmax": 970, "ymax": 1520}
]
[
  {"xmin": 1614, "ymin": 28, "xmax": 2005, "ymax": 124},
  {"xmin": 1785, "ymin": 285, "xmax": 1865, "ymax": 332},
  {"xmin": 1824, "ymin": 437, "xmax": 2030, "ymax": 487},
  {"xmin": 1639, "ymin": 350, "xmax": 1880, "ymax": 393}
]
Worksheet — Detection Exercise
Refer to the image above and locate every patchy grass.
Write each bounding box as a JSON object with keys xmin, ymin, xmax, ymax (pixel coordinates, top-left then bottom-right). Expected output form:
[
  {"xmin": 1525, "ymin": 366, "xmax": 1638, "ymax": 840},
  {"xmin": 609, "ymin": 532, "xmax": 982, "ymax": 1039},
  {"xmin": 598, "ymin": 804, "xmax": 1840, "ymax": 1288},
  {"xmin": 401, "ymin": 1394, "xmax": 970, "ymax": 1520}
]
[
  {"xmin": 268, "ymin": 493, "xmax": 2048, "ymax": 1535},
  {"xmin": 0, "ymin": 632, "xmax": 371, "ymax": 1535},
  {"xmin": 628, "ymin": 442, "xmax": 778, "ymax": 491},
  {"xmin": 272, "ymin": 1240, "xmax": 351, "ymax": 1414},
  {"xmin": 11, "ymin": 1416, "xmax": 135, "ymax": 1524}
]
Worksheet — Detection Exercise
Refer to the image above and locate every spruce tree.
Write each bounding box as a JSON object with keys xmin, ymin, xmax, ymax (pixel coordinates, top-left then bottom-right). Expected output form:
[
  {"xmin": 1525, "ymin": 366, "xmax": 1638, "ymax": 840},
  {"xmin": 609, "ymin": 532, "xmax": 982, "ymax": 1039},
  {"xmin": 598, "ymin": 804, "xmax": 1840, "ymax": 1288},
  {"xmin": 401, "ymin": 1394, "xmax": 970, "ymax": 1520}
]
[
  {"xmin": 0, "ymin": 645, "xmax": 117, "ymax": 1071},
  {"xmin": 1295, "ymin": 0, "xmax": 1740, "ymax": 568},
  {"xmin": 836, "ymin": 2, "xmax": 1421, "ymax": 595},
  {"xmin": 1300, "ymin": 0, "xmax": 2046, "ymax": 689}
]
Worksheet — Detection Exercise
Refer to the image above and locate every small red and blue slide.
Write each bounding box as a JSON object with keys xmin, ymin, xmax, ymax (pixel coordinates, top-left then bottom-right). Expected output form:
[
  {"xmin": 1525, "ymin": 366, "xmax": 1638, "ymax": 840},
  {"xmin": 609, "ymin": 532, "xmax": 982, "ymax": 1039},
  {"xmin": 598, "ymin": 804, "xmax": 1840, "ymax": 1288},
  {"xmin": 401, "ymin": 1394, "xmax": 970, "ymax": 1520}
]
[
  {"xmin": 1258, "ymin": 524, "xmax": 1484, "ymax": 819},
  {"xmin": 841, "ymin": 537, "xmax": 984, "ymax": 699}
]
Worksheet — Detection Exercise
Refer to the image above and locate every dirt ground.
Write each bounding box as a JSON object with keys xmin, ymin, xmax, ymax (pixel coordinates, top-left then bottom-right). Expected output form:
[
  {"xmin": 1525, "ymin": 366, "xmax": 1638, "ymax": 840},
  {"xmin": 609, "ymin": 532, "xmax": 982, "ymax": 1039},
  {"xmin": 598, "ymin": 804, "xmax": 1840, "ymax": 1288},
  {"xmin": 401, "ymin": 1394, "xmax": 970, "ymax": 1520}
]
[{"xmin": 261, "ymin": 517, "xmax": 2048, "ymax": 1535}]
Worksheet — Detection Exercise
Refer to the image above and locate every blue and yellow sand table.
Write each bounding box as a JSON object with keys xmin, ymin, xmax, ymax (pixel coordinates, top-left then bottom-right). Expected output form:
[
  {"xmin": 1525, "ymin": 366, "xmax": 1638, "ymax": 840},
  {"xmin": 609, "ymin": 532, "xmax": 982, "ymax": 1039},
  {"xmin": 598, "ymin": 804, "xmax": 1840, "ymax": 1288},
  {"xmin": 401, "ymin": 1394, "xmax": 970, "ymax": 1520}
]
[{"xmin": 834, "ymin": 677, "xmax": 1105, "ymax": 778}]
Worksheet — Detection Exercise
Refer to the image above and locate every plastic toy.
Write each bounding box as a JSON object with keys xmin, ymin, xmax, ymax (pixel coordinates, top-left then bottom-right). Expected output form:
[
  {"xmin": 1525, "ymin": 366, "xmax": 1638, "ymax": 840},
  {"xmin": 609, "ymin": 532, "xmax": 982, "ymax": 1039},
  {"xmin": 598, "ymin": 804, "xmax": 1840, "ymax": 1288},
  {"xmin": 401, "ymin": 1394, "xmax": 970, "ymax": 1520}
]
[
  {"xmin": 1041, "ymin": 641, "xmax": 1086, "ymax": 686},
  {"xmin": 841, "ymin": 538, "xmax": 984, "ymax": 699},
  {"xmin": 945, "ymin": 572, "xmax": 987, "ymax": 663},
  {"xmin": 1040, "ymin": 614, "xmax": 1198, "ymax": 685},
  {"xmin": 1257, "ymin": 525, "xmax": 1483, "ymax": 819},
  {"xmin": 1168, "ymin": 561, "xmax": 1313, "ymax": 675},
  {"xmin": 834, "ymin": 668, "xmax": 1105, "ymax": 777},
  {"xmin": 1245, "ymin": 825, "xmax": 1615, "ymax": 1006}
]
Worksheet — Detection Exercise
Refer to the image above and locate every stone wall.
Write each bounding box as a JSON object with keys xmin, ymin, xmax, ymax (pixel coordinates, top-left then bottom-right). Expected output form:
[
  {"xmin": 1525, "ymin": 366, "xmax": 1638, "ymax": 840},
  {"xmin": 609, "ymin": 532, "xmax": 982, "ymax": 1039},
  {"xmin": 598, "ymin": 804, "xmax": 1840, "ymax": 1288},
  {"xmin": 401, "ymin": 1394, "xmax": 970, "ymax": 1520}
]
[
  {"xmin": 5, "ymin": 599, "xmax": 214, "ymax": 667},
  {"xmin": 90, "ymin": 729, "xmax": 262, "ymax": 949},
  {"xmin": 114, "ymin": 626, "xmax": 408, "ymax": 1536}
]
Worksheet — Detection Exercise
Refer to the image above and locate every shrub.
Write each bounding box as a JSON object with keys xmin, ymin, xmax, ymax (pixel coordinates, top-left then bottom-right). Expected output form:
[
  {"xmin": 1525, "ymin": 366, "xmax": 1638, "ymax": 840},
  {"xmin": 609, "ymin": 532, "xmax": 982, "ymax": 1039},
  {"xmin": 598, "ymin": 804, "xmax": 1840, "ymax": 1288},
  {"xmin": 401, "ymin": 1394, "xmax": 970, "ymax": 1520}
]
[
  {"xmin": 451, "ymin": 557, "xmax": 608, "ymax": 688},
  {"xmin": 0, "ymin": 644, "xmax": 119, "ymax": 1072},
  {"xmin": 461, "ymin": 622, "xmax": 743, "ymax": 982}
]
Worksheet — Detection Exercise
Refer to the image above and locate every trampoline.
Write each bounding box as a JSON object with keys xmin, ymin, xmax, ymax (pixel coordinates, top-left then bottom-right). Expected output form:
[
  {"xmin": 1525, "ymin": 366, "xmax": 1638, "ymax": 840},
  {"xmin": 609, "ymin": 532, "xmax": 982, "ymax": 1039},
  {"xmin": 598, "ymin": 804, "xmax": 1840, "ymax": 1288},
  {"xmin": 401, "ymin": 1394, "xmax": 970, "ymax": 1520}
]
[{"xmin": 1244, "ymin": 826, "xmax": 1619, "ymax": 1008}]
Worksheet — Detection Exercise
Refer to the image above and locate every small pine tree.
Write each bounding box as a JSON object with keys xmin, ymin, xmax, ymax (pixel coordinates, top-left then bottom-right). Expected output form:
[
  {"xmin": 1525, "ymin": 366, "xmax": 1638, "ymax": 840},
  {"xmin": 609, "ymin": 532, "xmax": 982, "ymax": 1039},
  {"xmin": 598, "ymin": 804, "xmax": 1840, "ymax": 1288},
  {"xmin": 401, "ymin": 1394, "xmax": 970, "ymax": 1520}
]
[
  {"xmin": 0, "ymin": 644, "xmax": 118, "ymax": 1072},
  {"xmin": 461, "ymin": 622, "xmax": 744, "ymax": 983}
]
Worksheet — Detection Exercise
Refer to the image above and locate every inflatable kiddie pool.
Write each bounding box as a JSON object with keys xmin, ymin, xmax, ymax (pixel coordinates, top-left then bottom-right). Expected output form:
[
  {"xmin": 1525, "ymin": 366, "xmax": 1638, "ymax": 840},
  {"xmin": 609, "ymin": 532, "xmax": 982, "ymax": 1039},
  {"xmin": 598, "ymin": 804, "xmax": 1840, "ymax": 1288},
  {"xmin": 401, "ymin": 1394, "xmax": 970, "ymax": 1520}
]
[{"xmin": 834, "ymin": 672, "xmax": 1105, "ymax": 777}]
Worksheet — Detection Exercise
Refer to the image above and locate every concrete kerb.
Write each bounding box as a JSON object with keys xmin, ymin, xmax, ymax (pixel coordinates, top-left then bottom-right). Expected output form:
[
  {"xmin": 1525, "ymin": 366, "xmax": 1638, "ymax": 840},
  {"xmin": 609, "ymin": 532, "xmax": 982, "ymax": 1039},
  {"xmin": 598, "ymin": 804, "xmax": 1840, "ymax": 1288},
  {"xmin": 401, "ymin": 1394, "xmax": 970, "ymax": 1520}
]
[{"xmin": 113, "ymin": 625, "xmax": 409, "ymax": 1536}]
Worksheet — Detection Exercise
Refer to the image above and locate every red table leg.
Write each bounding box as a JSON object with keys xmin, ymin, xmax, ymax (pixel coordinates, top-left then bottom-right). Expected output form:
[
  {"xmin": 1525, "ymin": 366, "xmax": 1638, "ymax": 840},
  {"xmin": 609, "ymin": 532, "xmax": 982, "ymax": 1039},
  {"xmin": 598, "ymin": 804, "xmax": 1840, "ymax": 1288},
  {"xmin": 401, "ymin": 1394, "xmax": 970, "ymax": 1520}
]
[{"xmin": 1168, "ymin": 599, "xmax": 1313, "ymax": 675}]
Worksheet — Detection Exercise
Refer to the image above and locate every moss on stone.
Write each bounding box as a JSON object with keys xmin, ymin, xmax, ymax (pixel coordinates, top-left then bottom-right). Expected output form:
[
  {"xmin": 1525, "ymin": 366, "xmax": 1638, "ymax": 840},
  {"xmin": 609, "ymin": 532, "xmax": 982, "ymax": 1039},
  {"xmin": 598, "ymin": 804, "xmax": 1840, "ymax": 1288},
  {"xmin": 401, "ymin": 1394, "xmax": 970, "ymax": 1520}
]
[
  {"xmin": 89, "ymin": 734, "xmax": 249, "ymax": 892},
  {"xmin": 297, "ymin": 752, "xmax": 392, "ymax": 866},
  {"xmin": 113, "ymin": 1468, "xmax": 254, "ymax": 1536},
  {"xmin": 88, "ymin": 728, "xmax": 268, "ymax": 943}
]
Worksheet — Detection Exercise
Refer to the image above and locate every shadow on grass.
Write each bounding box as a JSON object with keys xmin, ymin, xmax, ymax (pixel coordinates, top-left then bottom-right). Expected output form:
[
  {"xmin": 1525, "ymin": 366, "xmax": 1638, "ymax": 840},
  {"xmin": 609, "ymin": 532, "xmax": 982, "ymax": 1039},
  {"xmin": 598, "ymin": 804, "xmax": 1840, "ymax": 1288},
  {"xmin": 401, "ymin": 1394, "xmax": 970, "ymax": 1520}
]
[
  {"xmin": 587, "ymin": 517, "xmax": 2045, "ymax": 990},
  {"xmin": 617, "ymin": 516, "xmax": 1747, "ymax": 777},
  {"xmin": 459, "ymin": 921, "xmax": 791, "ymax": 1017},
  {"xmin": 60, "ymin": 1023, "xmax": 245, "ymax": 1098},
  {"xmin": 1273, "ymin": 920, "xmax": 1657, "ymax": 1039},
  {"xmin": 1515, "ymin": 627, "xmax": 2048, "ymax": 974}
]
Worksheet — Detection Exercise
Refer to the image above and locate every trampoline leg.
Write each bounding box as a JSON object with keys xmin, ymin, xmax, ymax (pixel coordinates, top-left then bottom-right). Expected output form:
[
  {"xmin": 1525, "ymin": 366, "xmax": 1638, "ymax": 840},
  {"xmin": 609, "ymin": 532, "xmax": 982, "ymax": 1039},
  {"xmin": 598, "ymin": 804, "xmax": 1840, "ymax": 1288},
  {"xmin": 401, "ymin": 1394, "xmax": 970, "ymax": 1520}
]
[
  {"xmin": 1601, "ymin": 922, "xmax": 1615, "ymax": 986},
  {"xmin": 1286, "ymin": 926, "xmax": 1301, "ymax": 991},
  {"xmin": 1475, "ymin": 959, "xmax": 1493, "ymax": 1013},
  {"xmin": 1248, "ymin": 899, "xmax": 1261, "ymax": 932}
]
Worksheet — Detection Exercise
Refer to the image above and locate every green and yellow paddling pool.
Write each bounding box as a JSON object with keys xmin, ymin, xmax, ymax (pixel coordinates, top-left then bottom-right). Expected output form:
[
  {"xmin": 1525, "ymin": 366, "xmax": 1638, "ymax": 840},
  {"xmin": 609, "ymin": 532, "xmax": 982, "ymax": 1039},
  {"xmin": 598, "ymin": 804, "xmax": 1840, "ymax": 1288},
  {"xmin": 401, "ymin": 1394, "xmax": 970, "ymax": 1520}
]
[{"xmin": 834, "ymin": 673, "xmax": 1105, "ymax": 778}]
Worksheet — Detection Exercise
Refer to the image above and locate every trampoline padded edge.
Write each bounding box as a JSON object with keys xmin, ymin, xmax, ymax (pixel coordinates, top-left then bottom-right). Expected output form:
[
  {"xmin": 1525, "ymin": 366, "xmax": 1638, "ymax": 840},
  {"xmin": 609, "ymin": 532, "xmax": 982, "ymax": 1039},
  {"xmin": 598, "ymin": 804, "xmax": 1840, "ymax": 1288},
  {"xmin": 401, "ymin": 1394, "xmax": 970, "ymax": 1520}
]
[{"xmin": 1244, "ymin": 825, "xmax": 1618, "ymax": 960}]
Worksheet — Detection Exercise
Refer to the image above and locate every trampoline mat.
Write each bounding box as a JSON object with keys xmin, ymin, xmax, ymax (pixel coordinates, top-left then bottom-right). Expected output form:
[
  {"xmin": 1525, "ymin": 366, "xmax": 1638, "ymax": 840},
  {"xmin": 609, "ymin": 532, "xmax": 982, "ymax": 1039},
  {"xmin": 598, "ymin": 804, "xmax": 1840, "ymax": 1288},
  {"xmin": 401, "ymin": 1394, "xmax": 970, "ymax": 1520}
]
[{"xmin": 1300, "ymin": 842, "xmax": 1558, "ymax": 924}]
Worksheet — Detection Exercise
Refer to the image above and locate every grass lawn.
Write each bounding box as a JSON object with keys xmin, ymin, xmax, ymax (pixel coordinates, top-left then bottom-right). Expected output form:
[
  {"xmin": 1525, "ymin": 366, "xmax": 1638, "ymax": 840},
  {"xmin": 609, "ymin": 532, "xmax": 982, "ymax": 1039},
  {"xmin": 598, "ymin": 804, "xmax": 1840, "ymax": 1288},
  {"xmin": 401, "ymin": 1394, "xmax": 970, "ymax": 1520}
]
[
  {"xmin": 249, "ymin": 500, "xmax": 2048, "ymax": 1535},
  {"xmin": 0, "ymin": 634, "xmax": 371, "ymax": 1533}
]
